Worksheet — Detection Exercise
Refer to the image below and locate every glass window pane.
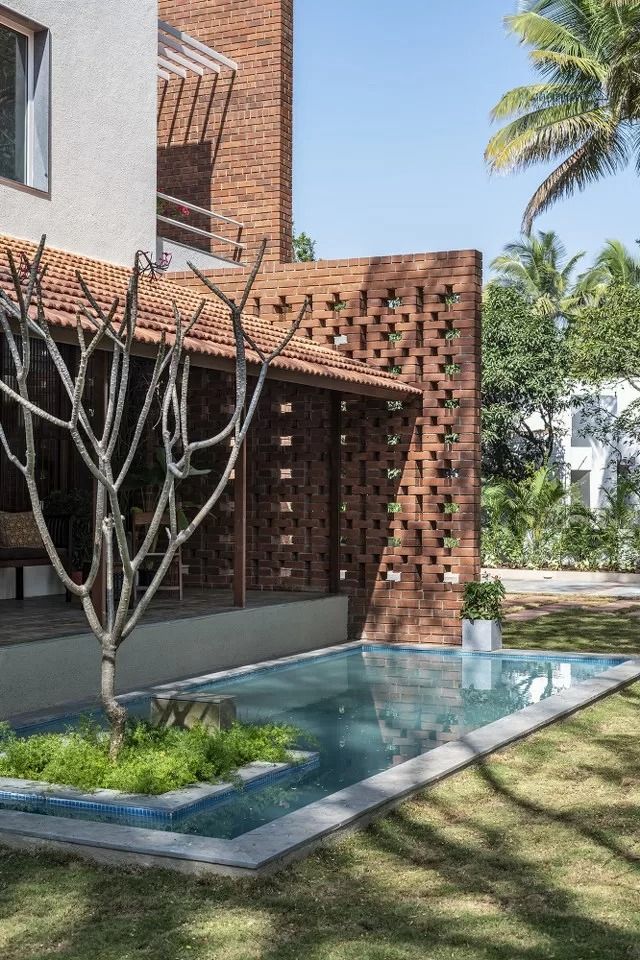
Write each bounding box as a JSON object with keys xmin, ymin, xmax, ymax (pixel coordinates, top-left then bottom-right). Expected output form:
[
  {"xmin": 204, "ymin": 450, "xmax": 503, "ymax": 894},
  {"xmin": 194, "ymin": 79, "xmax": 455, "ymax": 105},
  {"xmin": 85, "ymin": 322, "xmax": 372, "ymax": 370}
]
[{"xmin": 0, "ymin": 24, "xmax": 28, "ymax": 184}]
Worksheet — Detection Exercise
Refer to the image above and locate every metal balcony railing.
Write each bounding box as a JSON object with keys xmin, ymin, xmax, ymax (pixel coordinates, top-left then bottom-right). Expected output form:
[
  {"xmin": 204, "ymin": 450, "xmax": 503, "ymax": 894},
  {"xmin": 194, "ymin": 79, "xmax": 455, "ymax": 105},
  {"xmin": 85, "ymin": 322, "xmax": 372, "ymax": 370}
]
[{"xmin": 157, "ymin": 193, "xmax": 245, "ymax": 263}]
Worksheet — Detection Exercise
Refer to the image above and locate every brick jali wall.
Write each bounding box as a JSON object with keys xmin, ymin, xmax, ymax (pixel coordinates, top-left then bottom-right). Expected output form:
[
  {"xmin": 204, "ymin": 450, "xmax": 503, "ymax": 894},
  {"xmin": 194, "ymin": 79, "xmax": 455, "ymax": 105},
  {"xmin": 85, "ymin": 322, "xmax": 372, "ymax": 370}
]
[
  {"xmin": 170, "ymin": 368, "xmax": 333, "ymax": 595},
  {"xmin": 157, "ymin": 0, "xmax": 293, "ymax": 263},
  {"xmin": 173, "ymin": 249, "xmax": 482, "ymax": 645}
]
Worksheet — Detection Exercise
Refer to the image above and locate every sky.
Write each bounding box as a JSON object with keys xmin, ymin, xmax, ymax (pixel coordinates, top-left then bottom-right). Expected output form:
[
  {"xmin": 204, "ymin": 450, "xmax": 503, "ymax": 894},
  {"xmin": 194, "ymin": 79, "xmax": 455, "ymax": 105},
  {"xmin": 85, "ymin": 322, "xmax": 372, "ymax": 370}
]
[{"xmin": 293, "ymin": 0, "xmax": 638, "ymax": 274}]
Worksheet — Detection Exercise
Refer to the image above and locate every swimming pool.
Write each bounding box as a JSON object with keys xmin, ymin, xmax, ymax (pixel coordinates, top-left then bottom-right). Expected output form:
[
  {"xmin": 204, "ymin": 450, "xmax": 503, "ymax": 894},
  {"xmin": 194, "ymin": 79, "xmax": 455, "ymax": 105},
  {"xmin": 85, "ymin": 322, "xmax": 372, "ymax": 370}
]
[{"xmin": 3, "ymin": 644, "xmax": 627, "ymax": 839}]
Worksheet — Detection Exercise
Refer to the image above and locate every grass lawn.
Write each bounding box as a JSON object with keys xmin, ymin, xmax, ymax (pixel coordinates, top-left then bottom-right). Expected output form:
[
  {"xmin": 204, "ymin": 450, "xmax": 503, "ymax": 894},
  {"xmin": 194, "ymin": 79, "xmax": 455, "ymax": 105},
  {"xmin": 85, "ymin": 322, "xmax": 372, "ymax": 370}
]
[
  {"xmin": 504, "ymin": 602, "xmax": 640, "ymax": 658},
  {"xmin": 0, "ymin": 610, "xmax": 638, "ymax": 960}
]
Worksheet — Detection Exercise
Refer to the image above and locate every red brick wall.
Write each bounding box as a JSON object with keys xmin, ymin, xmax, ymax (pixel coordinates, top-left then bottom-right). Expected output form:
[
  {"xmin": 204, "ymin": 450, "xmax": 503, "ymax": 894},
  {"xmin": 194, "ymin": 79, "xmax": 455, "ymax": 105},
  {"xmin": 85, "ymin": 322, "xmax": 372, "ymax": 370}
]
[
  {"xmin": 174, "ymin": 249, "xmax": 482, "ymax": 645},
  {"xmin": 175, "ymin": 368, "xmax": 333, "ymax": 595},
  {"xmin": 157, "ymin": 0, "xmax": 293, "ymax": 263}
]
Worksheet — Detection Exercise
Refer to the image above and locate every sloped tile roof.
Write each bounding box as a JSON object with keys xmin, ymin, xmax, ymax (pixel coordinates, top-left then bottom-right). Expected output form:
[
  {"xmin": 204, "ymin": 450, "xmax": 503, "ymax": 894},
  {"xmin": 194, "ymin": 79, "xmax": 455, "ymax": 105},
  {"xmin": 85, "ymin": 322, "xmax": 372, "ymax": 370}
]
[{"xmin": 0, "ymin": 235, "xmax": 422, "ymax": 398}]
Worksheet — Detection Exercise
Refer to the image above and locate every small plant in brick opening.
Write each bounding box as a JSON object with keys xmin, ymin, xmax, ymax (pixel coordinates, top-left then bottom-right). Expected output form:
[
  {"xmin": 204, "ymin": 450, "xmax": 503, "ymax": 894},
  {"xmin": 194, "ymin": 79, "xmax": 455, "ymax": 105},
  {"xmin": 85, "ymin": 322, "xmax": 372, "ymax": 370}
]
[
  {"xmin": 387, "ymin": 331, "xmax": 403, "ymax": 343},
  {"xmin": 444, "ymin": 431, "xmax": 460, "ymax": 446},
  {"xmin": 444, "ymin": 467, "xmax": 460, "ymax": 480},
  {"xmin": 340, "ymin": 503, "xmax": 347, "ymax": 513},
  {"xmin": 443, "ymin": 502, "xmax": 460, "ymax": 515},
  {"xmin": 387, "ymin": 297, "xmax": 403, "ymax": 310},
  {"xmin": 445, "ymin": 363, "xmax": 461, "ymax": 377},
  {"xmin": 460, "ymin": 578, "xmax": 506, "ymax": 623},
  {"xmin": 442, "ymin": 291, "xmax": 461, "ymax": 310},
  {"xmin": 330, "ymin": 300, "xmax": 348, "ymax": 312},
  {"xmin": 388, "ymin": 364, "xmax": 402, "ymax": 375},
  {"xmin": 387, "ymin": 466, "xmax": 402, "ymax": 480},
  {"xmin": 388, "ymin": 536, "xmax": 403, "ymax": 547},
  {"xmin": 157, "ymin": 197, "xmax": 191, "ymax": 223},
  {"xmin": 387, "ymin": 502, "xmax": 402, "ymax": 514},
  {"xmin": 445, "ymin": 327, "xmax": 461, "ymax": 341},
  {"xmin": 444, "ymin": 397, "xmax": 460, "ymax": 410},
  {"xmin": 387, "ymin": 400, "xmax": 403, "ymax": 412},
  {"xmin": 443, "ymin": 536, "xmax": 460, "ymax": 549},
  {"xmin": 387, "ymin": 434, "xmax": 402, "ymax": 446}
]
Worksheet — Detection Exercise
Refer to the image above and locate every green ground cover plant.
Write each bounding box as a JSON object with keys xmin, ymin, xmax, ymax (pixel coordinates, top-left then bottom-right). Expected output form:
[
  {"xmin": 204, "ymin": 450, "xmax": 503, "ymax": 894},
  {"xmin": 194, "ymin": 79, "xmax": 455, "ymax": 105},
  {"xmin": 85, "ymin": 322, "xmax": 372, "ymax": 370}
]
[{"xmin": 0, "ymin": 720, "xmax": 302, "ymax": 795}]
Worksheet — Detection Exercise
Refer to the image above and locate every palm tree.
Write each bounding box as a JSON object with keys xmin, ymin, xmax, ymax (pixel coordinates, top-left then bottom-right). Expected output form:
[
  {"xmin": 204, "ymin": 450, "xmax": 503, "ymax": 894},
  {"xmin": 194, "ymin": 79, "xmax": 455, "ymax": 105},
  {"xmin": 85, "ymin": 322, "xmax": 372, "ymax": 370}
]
[
  {"xmin": 592, "ymin": 238, "xmax": 640, "ymax": 285},
  {"xmin": 486, "ymin": 0, "xmax": 640, "ymax": 233},
  {"xmin": 573, "ymin": 238, "xmax": 640, "ymax": 303},
  {"xmin": 490, "ymin": 229, "xmax": 589, "ymax": 320}
]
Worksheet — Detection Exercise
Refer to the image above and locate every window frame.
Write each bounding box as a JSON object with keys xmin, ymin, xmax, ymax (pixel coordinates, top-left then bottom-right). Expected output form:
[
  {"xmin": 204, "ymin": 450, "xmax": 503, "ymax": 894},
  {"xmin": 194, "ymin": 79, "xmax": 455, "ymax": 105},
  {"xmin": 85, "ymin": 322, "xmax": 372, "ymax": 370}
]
[{"xmin": 0, "ymin": 9, "xmax": 36, "ymax": 188}]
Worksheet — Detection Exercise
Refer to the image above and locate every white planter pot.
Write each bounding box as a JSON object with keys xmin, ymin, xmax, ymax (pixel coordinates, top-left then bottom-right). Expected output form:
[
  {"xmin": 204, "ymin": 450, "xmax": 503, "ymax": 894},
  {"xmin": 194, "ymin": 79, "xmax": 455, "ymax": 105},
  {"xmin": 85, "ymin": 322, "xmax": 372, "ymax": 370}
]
[{"xmin": 462, "ymin": 619, "xmax": 502, "ymax": 652}]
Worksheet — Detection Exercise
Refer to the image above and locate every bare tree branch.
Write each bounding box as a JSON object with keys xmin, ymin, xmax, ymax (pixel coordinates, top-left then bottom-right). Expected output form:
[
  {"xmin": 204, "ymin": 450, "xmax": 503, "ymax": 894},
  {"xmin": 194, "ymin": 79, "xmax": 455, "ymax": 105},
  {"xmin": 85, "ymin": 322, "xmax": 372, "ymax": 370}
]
[{"xmin": 0, "ymin": 235, "xmax": 305, "ymax": 758}]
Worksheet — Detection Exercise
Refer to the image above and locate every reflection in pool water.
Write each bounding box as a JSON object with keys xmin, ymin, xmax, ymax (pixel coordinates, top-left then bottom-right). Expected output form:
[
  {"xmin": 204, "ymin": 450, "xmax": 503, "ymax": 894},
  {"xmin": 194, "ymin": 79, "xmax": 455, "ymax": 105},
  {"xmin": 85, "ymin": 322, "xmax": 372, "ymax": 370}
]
[{"xmin": 3, "ymin": 647, "xmax": 621, "ymax": 838}]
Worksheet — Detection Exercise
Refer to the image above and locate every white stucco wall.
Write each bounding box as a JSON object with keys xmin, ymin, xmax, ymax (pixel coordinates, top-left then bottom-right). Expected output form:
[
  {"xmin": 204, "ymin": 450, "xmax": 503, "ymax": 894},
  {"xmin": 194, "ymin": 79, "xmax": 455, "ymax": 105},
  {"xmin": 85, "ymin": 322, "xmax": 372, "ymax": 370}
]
[
  {"xmin": 556, "ymin": 381, "xmax": 640, "ymax": 508},
  {"xmin": 0, "ymin": 0, "xmax": 157, "ymax": 266}
]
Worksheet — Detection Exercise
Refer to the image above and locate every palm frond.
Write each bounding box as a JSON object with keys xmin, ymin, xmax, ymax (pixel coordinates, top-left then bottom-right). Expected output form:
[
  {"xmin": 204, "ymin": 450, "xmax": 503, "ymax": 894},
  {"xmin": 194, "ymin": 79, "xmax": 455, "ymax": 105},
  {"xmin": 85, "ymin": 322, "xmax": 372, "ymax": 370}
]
[{"xmin": 522, "ymin": 125, "xmax": 630, "ymax": 232}]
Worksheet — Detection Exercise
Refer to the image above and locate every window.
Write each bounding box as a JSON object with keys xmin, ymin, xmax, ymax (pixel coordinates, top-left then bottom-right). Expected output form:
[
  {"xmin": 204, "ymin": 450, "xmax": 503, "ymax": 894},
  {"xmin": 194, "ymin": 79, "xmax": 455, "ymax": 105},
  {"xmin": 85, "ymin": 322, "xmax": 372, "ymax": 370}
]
[
  {"xmin": 571, "ymin": 470, "xmax": 591, "ymax": 509},
  {"xmin": 0, "ymin": 16, "xmax": 31, "ymax": 184},
  {"xmin": 0, "ymin": 9, "xmax": 49, "ymax": 192}
]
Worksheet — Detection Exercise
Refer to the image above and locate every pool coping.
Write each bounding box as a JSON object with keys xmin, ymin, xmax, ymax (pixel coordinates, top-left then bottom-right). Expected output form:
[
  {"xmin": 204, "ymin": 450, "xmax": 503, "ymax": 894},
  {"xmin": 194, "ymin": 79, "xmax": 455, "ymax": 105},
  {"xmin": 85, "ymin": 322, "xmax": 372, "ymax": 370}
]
[
  {"xmin": 0, "ymin": 642, "xmax": 638, "ymax": 876},
  {"xmin": 0, "ymin": 751, "xmax": 319, "ymax": 823}
]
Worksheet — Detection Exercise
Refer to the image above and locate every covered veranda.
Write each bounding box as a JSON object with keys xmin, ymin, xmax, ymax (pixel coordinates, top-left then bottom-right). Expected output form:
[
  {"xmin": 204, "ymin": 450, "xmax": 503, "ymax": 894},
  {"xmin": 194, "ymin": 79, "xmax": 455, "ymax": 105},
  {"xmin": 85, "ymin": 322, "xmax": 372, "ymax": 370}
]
[{"xmin": 0, "ymin": 235, "xmax": 420, "ymax": 717}]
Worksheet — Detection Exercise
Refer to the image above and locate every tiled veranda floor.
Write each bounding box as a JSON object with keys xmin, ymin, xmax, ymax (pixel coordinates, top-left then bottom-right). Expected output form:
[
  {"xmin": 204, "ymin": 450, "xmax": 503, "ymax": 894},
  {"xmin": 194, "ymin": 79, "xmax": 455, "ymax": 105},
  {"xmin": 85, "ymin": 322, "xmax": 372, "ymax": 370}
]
[{"xmin": 0, "ymin": 589, "xmax": 322, "ymax": 646}]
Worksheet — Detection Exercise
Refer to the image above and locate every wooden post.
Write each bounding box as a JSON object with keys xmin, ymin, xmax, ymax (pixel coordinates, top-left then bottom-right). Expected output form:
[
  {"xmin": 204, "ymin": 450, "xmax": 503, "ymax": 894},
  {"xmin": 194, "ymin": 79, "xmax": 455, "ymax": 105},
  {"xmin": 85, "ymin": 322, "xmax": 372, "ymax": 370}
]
[
  {"xmin": 233, "ymin": 422, "xmax": 247, "ymax": 608},
  {"xmin": 329, "ymin": 392, "xmax": 342, "ymax": 594}
]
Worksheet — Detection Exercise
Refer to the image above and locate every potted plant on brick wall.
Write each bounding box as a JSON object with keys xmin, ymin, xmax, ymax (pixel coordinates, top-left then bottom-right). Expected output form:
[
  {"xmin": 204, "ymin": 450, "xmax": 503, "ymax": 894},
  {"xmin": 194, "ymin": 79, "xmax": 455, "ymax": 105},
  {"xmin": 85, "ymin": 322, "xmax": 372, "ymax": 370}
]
[{"xmin": 460, "ymin": 577, "xmax": 506, "ymax": 652}]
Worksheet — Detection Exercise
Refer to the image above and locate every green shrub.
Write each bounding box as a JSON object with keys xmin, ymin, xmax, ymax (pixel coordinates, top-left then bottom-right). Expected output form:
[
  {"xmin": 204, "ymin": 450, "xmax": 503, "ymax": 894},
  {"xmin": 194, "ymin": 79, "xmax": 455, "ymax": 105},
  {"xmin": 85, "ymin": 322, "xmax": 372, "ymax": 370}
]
[
  {"xmin": 460, "ymin": 578, "xmax": 506, "ymax": 622},
  {"xmin": 0, "ymin": 719, "xmax": 304, "ymax": 795}
]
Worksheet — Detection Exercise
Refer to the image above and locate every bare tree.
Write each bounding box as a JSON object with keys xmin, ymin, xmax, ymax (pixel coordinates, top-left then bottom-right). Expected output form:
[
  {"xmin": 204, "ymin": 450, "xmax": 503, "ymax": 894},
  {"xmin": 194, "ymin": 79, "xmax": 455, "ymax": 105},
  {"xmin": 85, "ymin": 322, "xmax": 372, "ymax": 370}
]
[{"xmin": 0, "ymin": 236, "xmax": 307, "ymax": 757}]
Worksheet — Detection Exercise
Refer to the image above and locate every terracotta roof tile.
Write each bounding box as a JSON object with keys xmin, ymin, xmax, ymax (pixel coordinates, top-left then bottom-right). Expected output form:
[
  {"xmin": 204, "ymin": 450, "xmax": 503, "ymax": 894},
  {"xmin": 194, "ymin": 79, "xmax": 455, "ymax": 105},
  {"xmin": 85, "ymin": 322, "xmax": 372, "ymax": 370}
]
[{"xmin": 0, "ymin": 236, "xmax": 422, "ymax": 398}]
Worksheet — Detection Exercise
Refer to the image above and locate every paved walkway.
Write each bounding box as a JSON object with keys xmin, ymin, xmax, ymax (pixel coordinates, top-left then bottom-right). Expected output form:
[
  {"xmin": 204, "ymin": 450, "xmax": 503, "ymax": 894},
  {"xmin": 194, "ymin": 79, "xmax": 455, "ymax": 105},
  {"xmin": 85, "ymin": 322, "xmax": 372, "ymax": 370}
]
[
  {"xmin": 505, "ymin": 594, "xmax": 640, "ymax": 622},
  {"xmin": 500, "ymin": 576, "xmax": 640, "ymax": 599}
]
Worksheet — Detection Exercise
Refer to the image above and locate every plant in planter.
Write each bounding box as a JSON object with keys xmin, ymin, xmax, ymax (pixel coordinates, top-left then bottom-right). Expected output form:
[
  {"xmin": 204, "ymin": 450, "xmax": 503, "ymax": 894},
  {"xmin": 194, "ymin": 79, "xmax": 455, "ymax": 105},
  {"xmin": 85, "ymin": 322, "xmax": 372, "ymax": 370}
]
[{"xmin": 460, "ymin": 577, "xmax": 506, "ymax": 652}]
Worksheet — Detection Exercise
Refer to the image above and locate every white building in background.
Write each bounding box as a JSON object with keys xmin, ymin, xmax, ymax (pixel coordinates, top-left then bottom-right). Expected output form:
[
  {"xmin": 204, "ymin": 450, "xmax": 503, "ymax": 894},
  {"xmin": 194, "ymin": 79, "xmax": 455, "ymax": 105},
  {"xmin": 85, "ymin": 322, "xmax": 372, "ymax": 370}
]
[{"xmin": 556, "ymin": 382, "xmax": 640, "ymax": 510}]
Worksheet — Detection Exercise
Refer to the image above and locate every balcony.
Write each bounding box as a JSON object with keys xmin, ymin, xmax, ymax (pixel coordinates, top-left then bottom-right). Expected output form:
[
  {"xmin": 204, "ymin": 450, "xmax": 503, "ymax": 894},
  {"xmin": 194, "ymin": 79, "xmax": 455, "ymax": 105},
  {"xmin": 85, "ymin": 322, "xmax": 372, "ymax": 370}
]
[
  {"xmin": 156, "ymin": 192, "xmax": 245, "ymax": 271},
  {"xmin": 156, "ymin": 20, "xmax": 243, "ymax": 271}
]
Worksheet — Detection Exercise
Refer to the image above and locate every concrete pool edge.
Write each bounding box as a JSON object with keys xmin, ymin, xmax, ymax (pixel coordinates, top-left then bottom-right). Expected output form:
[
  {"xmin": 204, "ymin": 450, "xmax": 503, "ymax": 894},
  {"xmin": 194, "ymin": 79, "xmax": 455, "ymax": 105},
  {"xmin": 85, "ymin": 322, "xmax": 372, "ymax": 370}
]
[{"xmin": 0, "ymin": 647, "xmax": 638, "ymax": 877}]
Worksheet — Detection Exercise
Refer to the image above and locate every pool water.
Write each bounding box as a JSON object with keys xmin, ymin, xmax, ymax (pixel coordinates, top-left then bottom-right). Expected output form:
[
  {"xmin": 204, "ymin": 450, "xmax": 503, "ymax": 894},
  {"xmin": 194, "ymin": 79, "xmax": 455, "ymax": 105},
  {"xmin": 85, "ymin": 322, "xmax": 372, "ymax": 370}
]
[{"xmin": 4, "ymin": 646, "xmax": 623, "ymax": 838}]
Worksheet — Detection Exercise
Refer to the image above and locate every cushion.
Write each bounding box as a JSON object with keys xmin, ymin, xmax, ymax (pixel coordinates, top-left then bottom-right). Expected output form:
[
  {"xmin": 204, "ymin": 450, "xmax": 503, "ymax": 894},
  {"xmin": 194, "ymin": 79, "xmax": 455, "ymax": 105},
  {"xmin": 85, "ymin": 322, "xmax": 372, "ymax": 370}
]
[{"xmin": 0, "ymin": 512, "xmax": 44, "ymax": 550}]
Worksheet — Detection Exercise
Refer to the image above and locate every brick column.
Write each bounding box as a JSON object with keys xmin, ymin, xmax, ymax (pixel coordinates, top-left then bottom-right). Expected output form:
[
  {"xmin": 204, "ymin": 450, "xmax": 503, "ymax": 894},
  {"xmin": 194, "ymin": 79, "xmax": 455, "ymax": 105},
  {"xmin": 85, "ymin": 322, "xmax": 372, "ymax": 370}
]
[{"xmin": 157, "ymin": 0, "xmax": 294, "ymax": 263}]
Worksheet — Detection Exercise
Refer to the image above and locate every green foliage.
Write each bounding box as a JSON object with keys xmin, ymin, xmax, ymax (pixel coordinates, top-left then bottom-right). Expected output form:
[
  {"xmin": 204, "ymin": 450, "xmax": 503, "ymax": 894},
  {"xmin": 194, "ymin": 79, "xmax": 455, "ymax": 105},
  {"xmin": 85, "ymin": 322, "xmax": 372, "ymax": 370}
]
[
  {"xmin": 485, "ymin": 0, "xmax": 640, "ymax": 231},
  {"xmin": 444, "ymin": 363, "xmax": 461, "ymax": 377},
  {"xmin": 483, "ymin": 467, "xmax": 640, "ymax": 573},
  {"xmin": 387, "ymin": 332, "xmax": 403, "ymax": 343},
  {"xmin": 292, "ymin": 230, "xmax": 317, "ymax": 263},
  {"xmin": 460, "ymin": 577, "xmax": 506, "ymax": 622},
  {"xmin": 443, "ymin": 536, "xmax": 460, "ymax": 549},
  {"xmin": 444, "ymin": 432, "xmax": 459, "ymax": 445},
  {"xmin": 443, "ymin": 502, "xmax": 460, "ymax": 515},
  {"xmin": 387, "ymin": 502, "xmax": 402, "ymax": 514},
  {"xmin": 482, "ymin": 466, "xmax": 568, "ymax": 569},
  {"xmin": 482, "ymin": 285, "xmax": 571, "ymax": 481},
  {"xmin": 444, "ymin": 397, "xmax": 460, "ymax": 410},
  {"xmin": 445, "ymin": 328, "xmax": 461, "ymax": 340},
  {"xmin": 490, "ymin": 231, "xmax": 587, "ymax": 322},
  {"xmin": 570, "ymin": 283, "xmax": 640, "ymax": 387},
  {"xmin": 0, "ymin": 720, "xmax": 303, "ymax": 795}
]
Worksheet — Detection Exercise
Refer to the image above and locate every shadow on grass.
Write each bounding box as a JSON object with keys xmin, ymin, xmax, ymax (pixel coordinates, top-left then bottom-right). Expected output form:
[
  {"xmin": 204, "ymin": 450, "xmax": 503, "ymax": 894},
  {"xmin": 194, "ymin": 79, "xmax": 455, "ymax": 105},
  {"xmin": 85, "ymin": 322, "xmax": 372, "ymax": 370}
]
[{"xmin": 0, "ymin": 697, "xmax": 639, "ymax": 960}]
